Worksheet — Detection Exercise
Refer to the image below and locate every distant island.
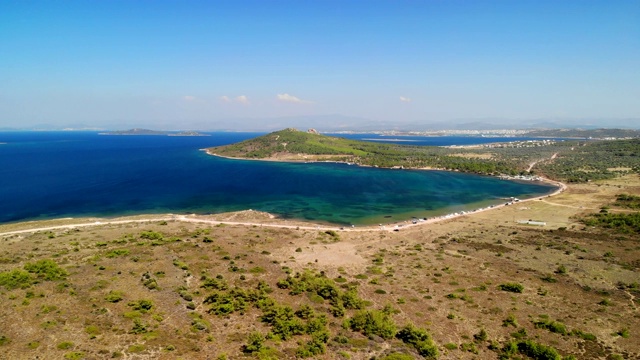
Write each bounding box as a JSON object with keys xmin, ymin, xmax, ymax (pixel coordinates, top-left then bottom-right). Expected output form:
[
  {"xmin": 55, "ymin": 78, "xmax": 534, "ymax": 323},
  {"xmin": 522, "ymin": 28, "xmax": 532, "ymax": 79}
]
[{"xmin": 100, "ymin": 128, "xmax": 209, "ymax": 136}]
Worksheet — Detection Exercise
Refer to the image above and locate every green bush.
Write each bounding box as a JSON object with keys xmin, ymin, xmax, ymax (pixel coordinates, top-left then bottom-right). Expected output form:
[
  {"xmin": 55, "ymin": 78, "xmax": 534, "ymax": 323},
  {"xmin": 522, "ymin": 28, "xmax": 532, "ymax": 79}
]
[
  {"xmin": 571, "ymin": 329, "xmax": 596, "ymax": 341},
  {"xmin": 24, "ymin": 259, "xmax": 68, "ymax": 281},
  {"xmin": 57, "ymin": 341, "xmax": 74, "ymax": 350},
  {"xmin": 128, "ymin": 299, "xmax": 153, "ymax": 313},
  {"xmin": 498, "ymin": 282, "xmax": 524, "ymax": 293},
  {"xmin": 0, "ymin": 335, "xmax": 10, "ymax": 346},
  {"xmin": 0, "ymin": 269, "xmax": 33, "ymax": 289},
  {"xmin": 130, "ymin": 319, "xmax": 149, "ymax": 334},
  {"xmin": 104, "ymin": 290, "xmax": 124, "ymax": 303},
  {"xmin": 615, "ymin": 328, "xmax": 630, "ymax": 338},
  {"xmin": 502, "ymin": 314, "xmax": 518, "ymax": 328},
  {"xmin": 295, "ymin": 331, "xmax": 328, "ymax": 357},
  {"xmin": 516, "ymin": 340, "xmax": 562, "ymax": 360},
  {"xmin": 533, "ymin": 319, "xmax": 567, "ymax": 335},
  {"xmin": 260, "ymin": 305, "xmax": 306, "ymax": 340},
  {"xmin": 105, "ymin": 249, "xmax": 130, "ymax": 258},
  {"xmin": 474, "ymin": 328, "xmax": 488, "ymax": 342},
  {"xmin": 242, "ymin": 332, "xmax": 264, "ymax": 353},
  {"xmin": 64, "ymin": 352, "xmax": 85, "ymax": 360},
  {"xmin": 381, "ymin": 353, "xmax": 414, "ymax": 360},
  {"xmin": 396, "ymin": 324, "xmax": 439, "ymax": 358},
  {"xmin": 342, "ymin": 290, "xmax": 365, "ymax": 309},
  {"xmin": 344, "ymin": 309, "xmax": 396, "ymax": 339},
  {"xmin": 139, "ymin": 230, "xmax": 163, "ymax": 240}
]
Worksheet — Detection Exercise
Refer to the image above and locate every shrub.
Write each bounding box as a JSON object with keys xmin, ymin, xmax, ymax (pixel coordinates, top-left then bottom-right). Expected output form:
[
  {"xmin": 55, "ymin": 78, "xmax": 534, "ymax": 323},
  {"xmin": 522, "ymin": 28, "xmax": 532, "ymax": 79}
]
[
  {"xmin": 128, "ymin": 344, "xmax": 145, "ymax": 352},
  {"xmin": 104, "ymin": 290, "xmax": 124, "ymax": 303},
  {"xmin": 130, "ymin": 319, "xmax": 149, "ymax": 334},
  {"xmin": 615, "ymin": 328, "xmax": 630, "ymax": 338},
  {"xmin": 554, "ymin": 265, "xmax": 567, "ymax": 274},
  {"xmin": 295, "ymin": 331, "xmax": 328, "ymax": 357},
  {"xmin": 345, "ymin": 310, "xmax": 396, "ymax": 339},
  {"xmin": 396, "ymin": 324, "xmax": 439, "ymax": 358},
  {"xmin": 139, "ymin": 231, "xmax": 163, "ymax": 240},
  {"xmin": 511, "ymin": 328, "xmax": 528, "ymax": 339},
  {"xmin": 242, "ymin": 332, "xmax": 264, "ymax": 353},
  {"xmin": 381, "ymin": 353, "xmax": 414, "ymax": 360},
  {"xmin": 460, "ymin": 342, "xmax": 478, "ymax": 354},
  {"xmin": 105, "ymin": 249, "xmax": 130, "ymax": 258},
  {"xmin": 249, "ymin": 267, "xmax": 266, "ymax": 274},
  {"xmin": 598, "ymin": 298, "xmax": 612, "ymax": 306},
  {"xmin": 516, "ymin": 339, "xmax": 562, "ymax": 360},
  {"xmin": 172, "ymin": 259, "xmax": 189, "ymax": 270},
  {"xmin": 342, "ymin": 290, "xmax": 365, "ymax": 309},
  {"xmin": 533, "ymin": 319, "xmax": 567, "ymax": 335},
  {"xmin": 502, "ymin": 314, "xmax": 518, "ymax": 328},
  {"xmin": 0, "ymin": 269, "xmax": 33, "ymax": 289},
  {"xmin": 64, "ymin": 352, "xmax": 85, "ymax": 360},
  {"xmin": 540, "ymin": 275, "xmax": 557, "ymax": 283},
  {"xmin": 498, "ymin": 283, "xmax": 524, "ymax": 293},
  {"xmin": 128, "ymin": 299, "xmax": 153, "ymax": 313},
  {"xmin": 24, "ymin": 259, "xmax": 68, "ymax": 281},
  {"xmin": 474, "ymin": 328, "xmax": 488, "ymax": 342},
  {"xmin": 0, "ymin": 335, "xmax": 10, "ymax": 346},
  {"xmin": 57, "ymin": 341, "xmax": 74, "ymax": 350},
  {"xmin": 571, "ymin": 329, "xmax": 596, "ymax": 341},
  {"xmin": 260, "ymin": 304, "xmax": 306, "ymax": 340},
  {"xmin": 141, "ymin": 273, "xmax": 158, "ymax": 290},
  {"xmin": 85, "ymin": 325, "xmax": 100, "ymax": 336}
]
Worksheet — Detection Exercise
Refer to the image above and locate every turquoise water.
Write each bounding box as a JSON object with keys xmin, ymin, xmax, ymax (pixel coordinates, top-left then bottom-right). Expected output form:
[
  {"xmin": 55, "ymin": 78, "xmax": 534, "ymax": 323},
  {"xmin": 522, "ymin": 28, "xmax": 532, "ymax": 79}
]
[{"xmin": 0, "ymin": 132, "xmax": 557, "ymax": 225}]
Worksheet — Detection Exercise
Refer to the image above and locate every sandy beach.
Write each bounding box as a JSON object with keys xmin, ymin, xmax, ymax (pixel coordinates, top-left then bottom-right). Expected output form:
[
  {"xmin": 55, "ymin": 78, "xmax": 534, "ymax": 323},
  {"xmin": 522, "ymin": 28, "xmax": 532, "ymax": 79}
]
[{"xmin": 0, "ymin": 174, "xmax": 565, "ymax": 237}]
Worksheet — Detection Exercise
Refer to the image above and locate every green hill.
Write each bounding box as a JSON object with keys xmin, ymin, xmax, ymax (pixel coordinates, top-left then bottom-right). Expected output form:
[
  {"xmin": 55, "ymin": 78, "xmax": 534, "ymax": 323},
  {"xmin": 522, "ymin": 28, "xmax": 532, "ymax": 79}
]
[{"xmin": 207, "ymin": 128, "xmax": 368, "ymax": 159}]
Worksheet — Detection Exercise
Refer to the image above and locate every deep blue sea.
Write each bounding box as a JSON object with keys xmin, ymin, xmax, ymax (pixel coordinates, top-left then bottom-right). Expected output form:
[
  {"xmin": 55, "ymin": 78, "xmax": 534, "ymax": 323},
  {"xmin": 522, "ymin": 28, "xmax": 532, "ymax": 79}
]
[{"xmin": 0, "ymin": 132, "xmax": 558, "ymax": 225}]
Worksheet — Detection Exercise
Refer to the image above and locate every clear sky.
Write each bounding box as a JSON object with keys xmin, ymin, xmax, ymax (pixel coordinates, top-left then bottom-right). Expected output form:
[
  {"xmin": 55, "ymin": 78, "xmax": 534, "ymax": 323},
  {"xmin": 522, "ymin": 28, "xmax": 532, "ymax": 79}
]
[{"xmin": 1, "ymin": 0, "xmax": 639, "ymax": 130}]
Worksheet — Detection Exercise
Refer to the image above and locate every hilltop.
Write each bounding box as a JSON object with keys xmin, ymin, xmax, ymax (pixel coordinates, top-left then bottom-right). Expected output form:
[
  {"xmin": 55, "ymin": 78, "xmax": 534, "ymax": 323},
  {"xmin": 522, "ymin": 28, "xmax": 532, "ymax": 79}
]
[{"xmin": 207, "ymin": 128, "xmax": 368, "ymax": 161}]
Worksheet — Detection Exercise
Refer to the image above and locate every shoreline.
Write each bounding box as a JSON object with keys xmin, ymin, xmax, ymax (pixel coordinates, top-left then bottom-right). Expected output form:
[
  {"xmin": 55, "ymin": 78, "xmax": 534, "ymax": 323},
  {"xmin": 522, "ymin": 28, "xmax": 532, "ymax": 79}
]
[
  {"xmin": 206, "ymin": 149, "xmax": 565, "ymax": 192},
  {"xmin": 0, "ymin": 151, "xmax": 565, "ymax": 236},
  {"xmin": 0, "ymin": 175, "xmax": 566, "ymax": 238}
]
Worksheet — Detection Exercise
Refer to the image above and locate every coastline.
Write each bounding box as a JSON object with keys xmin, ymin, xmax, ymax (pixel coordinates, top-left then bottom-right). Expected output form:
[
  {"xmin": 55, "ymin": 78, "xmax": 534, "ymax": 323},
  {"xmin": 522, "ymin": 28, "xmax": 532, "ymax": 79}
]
[
  {"xmin": 1, "ymin": 154, "xmax": 566, "ymax": 236},
  {"xmin": 0, "ymin": 179, "xmax": 565, "ymax": 237}
]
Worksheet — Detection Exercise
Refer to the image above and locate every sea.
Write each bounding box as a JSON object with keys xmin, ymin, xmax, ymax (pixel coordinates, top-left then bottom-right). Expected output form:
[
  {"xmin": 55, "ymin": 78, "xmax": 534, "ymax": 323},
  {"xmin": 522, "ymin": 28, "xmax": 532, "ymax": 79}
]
[{"xmin": 0, "ymin": 132, "xmax": 559, "ymax": 225}]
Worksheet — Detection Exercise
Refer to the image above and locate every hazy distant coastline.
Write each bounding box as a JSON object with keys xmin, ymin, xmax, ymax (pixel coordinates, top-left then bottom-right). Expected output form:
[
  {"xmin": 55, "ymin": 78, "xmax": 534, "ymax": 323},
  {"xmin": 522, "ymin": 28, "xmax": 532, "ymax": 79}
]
[{"xmin": 99, "ymin": 128, "xmax": 209, "ymax": 136}]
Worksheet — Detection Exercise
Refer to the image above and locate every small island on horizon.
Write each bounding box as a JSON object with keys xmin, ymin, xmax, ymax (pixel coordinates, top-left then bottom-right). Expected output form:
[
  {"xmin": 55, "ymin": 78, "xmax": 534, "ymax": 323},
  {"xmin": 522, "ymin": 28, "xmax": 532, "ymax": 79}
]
[{"xmin": 99, "ymin": 128, "xmax": 209, "ymax": 136}]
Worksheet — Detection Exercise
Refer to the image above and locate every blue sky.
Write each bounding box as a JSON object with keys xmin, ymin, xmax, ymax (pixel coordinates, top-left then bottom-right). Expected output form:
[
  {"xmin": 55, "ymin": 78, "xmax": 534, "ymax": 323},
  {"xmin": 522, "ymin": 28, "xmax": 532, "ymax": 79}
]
[{"xmin": 1, "ymin": 0, "xmax": 638, "ymax": 130}]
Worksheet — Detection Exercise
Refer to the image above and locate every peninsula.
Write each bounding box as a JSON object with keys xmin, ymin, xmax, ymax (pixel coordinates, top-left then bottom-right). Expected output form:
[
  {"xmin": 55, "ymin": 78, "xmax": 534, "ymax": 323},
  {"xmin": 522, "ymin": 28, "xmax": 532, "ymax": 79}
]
[
  {"xmin": 207, "ymin": 128, "xmax": 640, "ymax": 184},
  {"xmin": 206, "ymin": 128, "xmax": 519, "ymax": 175}
]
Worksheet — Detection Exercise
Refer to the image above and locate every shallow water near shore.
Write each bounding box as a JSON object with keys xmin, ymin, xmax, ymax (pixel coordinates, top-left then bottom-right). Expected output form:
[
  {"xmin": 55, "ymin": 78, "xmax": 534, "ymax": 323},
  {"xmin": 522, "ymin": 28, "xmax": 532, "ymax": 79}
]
[{"xmin": 0, "ymin": 132, "xmax": 557, "ymax": 225}]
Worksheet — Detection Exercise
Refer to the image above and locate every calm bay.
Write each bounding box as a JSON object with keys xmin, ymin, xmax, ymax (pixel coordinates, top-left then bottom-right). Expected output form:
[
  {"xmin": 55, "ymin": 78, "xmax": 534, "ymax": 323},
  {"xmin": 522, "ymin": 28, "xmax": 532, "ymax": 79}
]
[{"xmin": 0, "ymin": 132, "xmax": 558, "ymax": 225}]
